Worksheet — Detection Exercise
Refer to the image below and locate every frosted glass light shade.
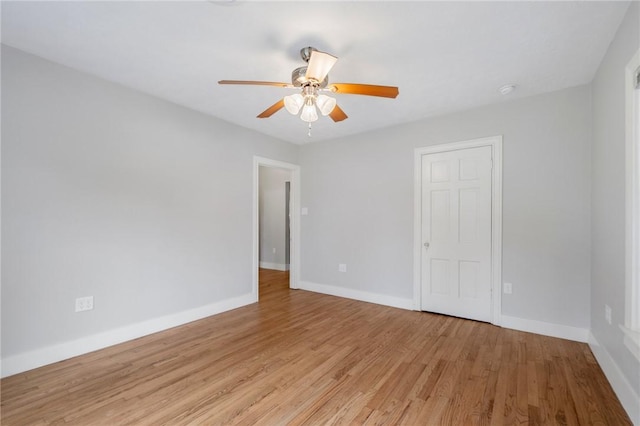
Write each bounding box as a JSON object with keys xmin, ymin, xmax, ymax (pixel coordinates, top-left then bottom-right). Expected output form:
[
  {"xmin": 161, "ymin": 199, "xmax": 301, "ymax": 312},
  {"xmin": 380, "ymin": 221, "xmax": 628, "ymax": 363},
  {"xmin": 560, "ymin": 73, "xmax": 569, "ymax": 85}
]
[
  {"xmin": 284, "ymin": 94, "xmax": 304, "ymax": 115},
  {"xmin": 300, "ymin": 104, "xmax": 318, "ymax": 122},
  {"xmin": 316, "ymin": 95, "xmax": 337, "ymax": 116}
]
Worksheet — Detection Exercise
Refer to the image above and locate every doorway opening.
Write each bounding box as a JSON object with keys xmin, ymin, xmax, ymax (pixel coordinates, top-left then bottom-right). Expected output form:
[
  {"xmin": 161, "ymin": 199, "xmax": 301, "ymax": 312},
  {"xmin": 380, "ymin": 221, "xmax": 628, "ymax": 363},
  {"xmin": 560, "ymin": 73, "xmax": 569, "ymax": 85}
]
[
  {"xmin": 258, "ymin": 166, "xmax": 292, "ymax": 272},
  {"xmin": 253, "ymin": 157, "xmax": 300, "ymax": 302}
]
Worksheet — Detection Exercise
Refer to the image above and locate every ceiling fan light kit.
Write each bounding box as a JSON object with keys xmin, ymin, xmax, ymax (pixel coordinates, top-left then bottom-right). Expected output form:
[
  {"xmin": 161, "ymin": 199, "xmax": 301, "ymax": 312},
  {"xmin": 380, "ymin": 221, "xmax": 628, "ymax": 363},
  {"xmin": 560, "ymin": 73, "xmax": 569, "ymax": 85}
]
[
  {"xmin": 219, "ymin": 46, "xmax": 399, "ymax": 136},
  {"xmin": 283, "ymin": 85, "xmax": 337, "ymax": 123}
]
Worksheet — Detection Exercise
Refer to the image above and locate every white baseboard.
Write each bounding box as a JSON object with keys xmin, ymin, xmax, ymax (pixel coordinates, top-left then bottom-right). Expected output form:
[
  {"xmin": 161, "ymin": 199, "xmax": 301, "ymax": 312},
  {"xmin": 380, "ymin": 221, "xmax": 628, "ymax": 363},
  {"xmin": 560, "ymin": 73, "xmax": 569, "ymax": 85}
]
[
  {"xmin": 1, "ymin": 293, "xmax": 256, "ymax": 378},
  {"xmin": 500, "ymin": 315, "xmax": 589, "ymax": 342},
  {"xmin": 589, "ymin": 333, "xmax": 640, "ymax": 425},
  {"xmin": 259, "ymin": 261, "xmax": 289, "ymax": 271},
  {"xmin": 296, "ymin": 282, "xmax": 589, "ymax": 342},
  {"xmin": 298, "ymin": 280, "xmax": 413, "ymax": 310}
]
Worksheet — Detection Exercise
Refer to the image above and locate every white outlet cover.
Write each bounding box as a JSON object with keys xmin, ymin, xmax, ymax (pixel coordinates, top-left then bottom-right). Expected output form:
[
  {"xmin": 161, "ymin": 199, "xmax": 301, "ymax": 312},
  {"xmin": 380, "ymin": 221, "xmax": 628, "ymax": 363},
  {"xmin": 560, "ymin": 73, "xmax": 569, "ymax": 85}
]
[
  {"xmin": 75, "ymin": 296, "xmax": 94, "ymax": 312},
  {"xmin": 301, "ymin": 207, "xmax": 308, "ymax": 215},
  {"xmin": 338, "ymin": 264, "xmax": 347, "ymax": 272}
]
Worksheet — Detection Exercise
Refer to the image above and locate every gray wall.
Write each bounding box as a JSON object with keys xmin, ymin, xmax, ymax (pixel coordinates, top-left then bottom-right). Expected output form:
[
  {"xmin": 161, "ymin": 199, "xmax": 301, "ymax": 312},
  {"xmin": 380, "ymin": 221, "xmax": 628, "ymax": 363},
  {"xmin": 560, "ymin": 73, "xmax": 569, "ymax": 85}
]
[
  {"xmin": 591, "ymin": 1, "xmax": 640, "ymax": 398},
  {"xmin": 259, "ymin": 166, "xmax": 290, "ymax": 269},
  {"xmin": 300, "ymin": 84, "xmax": 592, "ymax": 328},
  {"xmin": 1, "ymin": 46, "xmax": 298, "ymax": 359}
]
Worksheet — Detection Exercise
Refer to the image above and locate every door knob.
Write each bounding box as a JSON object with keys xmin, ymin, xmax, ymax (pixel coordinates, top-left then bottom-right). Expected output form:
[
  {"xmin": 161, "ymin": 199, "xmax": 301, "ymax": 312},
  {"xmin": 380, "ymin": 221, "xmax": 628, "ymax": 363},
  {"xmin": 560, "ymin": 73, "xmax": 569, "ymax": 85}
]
[{"xmin": 424, "ymin": 242, "xmax": 430, "ymax": 249}]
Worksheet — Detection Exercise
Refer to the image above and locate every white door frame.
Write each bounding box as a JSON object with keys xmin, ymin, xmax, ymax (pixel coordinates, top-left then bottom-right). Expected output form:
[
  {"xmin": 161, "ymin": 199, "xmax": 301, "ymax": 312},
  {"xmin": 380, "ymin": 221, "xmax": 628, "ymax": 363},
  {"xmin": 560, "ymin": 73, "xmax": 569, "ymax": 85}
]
[
  {"xmin": 413, "ymin": 136, "xmax": 503, "ymax": 325},
  {"xmin": 253, "ymin": 156, "xmax": 301, "ymax": 301}
]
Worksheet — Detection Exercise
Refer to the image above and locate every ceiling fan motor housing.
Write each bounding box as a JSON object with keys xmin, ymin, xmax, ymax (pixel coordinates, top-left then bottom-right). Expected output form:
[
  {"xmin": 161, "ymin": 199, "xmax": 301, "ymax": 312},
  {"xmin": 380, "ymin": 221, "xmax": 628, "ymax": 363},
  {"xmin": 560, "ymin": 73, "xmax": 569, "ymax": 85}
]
[{"xmin": 291, "ymin": 66, "xmax": 328, "ymax": 88}]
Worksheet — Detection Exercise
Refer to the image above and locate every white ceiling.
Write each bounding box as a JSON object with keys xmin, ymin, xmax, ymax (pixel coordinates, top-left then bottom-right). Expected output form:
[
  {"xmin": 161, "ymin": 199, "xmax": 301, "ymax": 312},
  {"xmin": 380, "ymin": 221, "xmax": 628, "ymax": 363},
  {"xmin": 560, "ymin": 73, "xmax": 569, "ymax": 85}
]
[{"xmin": 1, "ymin": 1, "xmax": 630, "ymax": 144}]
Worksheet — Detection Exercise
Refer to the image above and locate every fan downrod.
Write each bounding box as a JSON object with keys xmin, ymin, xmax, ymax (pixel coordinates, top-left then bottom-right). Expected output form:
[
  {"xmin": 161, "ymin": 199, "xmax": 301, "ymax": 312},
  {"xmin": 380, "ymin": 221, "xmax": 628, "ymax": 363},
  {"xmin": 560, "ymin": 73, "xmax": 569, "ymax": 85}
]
[{"xmin": 300, "ymin": 46, "xmax": 316, "ymax": 63}]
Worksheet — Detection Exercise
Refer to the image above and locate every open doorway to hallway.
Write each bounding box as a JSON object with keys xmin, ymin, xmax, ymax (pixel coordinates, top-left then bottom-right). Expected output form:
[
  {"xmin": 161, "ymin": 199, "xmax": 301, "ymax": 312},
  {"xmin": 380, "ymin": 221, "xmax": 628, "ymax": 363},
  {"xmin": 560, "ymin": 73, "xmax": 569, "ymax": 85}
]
[
  {"xmin": 253, "ymin": 156, "xmax": 300, "ymax": 301},
  {"xmin": 258, "ymin": 166, "xmax": 292, "ymax": 274}
]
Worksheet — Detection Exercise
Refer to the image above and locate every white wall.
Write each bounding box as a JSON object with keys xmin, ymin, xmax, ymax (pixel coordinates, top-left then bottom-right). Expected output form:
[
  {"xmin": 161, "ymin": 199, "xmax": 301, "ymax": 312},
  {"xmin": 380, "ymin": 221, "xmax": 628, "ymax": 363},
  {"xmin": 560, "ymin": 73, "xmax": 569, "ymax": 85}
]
[
  {"xmin": 1, "ymin": 46, "xmax": 298, "ymax": 375},
  {"xmin": 300, "ymin": 85, "xmax": 592, "ymax": 331},
  {"xmin": 259, "ymin": 167, "xmax": 290, "ymax": 270},
  {"xmin": 590, "ymin": 1, "xmax": 640, "ymax": 420}
]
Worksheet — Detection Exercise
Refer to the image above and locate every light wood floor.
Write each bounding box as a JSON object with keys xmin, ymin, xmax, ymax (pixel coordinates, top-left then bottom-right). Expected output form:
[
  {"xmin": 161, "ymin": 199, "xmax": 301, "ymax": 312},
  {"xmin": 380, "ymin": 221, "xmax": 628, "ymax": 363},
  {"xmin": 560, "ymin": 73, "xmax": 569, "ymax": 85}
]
[{"xmin": 1, "ymin": 269, "xmax": 631, "ymax": 425}]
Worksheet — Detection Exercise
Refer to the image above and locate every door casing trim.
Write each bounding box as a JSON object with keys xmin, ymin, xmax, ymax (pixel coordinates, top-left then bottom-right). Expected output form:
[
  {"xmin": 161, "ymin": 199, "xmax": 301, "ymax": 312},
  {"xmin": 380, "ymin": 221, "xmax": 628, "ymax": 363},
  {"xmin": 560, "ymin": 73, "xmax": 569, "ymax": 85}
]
[{"xmin": 413, "ymin": 136, "xmax": 503, "ymax": 325}]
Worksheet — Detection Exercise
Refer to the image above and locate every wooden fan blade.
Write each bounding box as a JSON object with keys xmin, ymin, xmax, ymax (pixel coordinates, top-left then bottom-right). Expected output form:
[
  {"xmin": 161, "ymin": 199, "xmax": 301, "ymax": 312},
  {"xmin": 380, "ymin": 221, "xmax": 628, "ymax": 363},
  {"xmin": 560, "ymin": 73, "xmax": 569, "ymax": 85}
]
[
  {"xmin": 219, "ymin": 80, "xmax": 292, "ymax": 88},
  {"xmin": 305, "ymin": 50, "xmax": 338, "ymax": 83},
  {"xmin": 257, "ymin": 99, "xmax": 285, "ymax": 118},
  {"xmin": 328, "ymin": 83, "xmax": 399, "ymax": 98},
  {"xmin": 329, "ymin": 104, "xmax": 348, "ymax": 122}
]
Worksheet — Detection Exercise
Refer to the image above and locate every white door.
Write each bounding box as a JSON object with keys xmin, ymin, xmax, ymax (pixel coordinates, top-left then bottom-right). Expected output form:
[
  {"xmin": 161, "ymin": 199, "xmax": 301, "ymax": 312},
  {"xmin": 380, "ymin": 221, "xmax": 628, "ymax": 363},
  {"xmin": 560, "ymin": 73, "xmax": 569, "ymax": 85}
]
[{"xmin": 421, "ymin": 145, "xmax": 493, "ymax": 322}]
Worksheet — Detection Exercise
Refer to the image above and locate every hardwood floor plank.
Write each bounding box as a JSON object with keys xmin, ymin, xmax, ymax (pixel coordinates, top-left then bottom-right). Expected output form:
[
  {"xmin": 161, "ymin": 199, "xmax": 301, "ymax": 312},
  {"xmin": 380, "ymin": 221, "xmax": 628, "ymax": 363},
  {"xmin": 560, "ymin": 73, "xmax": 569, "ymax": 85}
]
[{"xmin": 1, "ymin": 269, "xmax": 632, "ymax": 425}]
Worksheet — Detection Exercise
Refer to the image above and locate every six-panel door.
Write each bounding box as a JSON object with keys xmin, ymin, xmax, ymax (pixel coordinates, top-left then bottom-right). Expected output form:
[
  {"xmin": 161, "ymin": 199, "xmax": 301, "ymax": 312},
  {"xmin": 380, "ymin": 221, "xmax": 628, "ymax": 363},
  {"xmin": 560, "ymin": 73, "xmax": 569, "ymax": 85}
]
[{"xmin": 421, "ymin": 145, "xmax": 493, "ymax": 322}]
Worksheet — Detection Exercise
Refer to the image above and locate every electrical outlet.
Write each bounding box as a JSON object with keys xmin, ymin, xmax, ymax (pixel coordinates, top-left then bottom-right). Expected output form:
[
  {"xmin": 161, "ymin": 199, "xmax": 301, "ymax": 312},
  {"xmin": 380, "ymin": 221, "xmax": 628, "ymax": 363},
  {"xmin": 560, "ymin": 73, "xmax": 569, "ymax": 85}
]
[
  {"xmin": 75, "ymin": 296, "xmax": 94, "ymax": 312},
  {"xmin": 605, "ymin": 304, "xmax": 612, "ymax": 325},
  {"xmin": 272, "ymin": 247, "xmax": 276, "ymax": 254},
  {"xmin": 503, "ymin": 282, "xmax": 513, "ymax": 294},
  {"xmin": 338, "ymin": 264, "xmax": 347, "ymax": 273}
]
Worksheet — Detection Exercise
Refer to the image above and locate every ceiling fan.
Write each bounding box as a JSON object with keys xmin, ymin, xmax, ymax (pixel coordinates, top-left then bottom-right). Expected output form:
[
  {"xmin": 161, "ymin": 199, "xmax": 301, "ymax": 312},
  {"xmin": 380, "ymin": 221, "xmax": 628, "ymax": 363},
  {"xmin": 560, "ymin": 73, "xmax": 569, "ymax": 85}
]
[{"xmin": 219, "ymin": 47, "xmax": 399, "ymax": 135}]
